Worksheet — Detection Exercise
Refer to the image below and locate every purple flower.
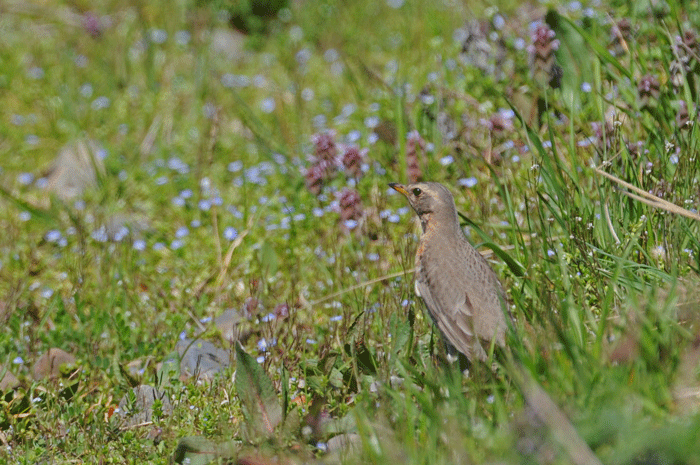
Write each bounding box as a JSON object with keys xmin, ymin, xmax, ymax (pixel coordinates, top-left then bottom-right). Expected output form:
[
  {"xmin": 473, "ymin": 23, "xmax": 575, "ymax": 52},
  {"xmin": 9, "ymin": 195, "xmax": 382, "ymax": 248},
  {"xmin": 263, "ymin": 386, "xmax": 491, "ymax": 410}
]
[
  {"xmin": 338, "ymin": 188, "xmax": 363, "ymax": 221},
  {"xmin": 305, "ymin": 164, "xmax": 326, "ymax": 196},
  {"xmin": 82, "ymin": 12, "xmax": 103, "ymax": 38},
  {"xmin": 312, "ymin": 131, "xmax": 338, "ymax": 163},
  {"xmin": 341, "ymin": 145, "xmax": 367, "ymax": 178}
]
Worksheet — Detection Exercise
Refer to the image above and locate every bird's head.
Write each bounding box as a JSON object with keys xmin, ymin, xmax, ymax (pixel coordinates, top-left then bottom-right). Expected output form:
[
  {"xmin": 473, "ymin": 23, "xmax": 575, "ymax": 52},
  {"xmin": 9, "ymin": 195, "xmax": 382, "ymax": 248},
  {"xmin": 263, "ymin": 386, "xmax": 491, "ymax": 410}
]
[{"xmin": 389, "ymin": 182, "xmax": 458, "ymax": 226}]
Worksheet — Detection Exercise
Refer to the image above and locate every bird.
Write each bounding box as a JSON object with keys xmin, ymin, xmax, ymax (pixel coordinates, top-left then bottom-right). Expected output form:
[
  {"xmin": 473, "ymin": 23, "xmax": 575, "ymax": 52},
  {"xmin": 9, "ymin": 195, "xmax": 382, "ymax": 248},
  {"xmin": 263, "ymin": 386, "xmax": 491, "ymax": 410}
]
[{"xmin": 389, "ymin": 181, "xmax": 508, "ymax": 363}]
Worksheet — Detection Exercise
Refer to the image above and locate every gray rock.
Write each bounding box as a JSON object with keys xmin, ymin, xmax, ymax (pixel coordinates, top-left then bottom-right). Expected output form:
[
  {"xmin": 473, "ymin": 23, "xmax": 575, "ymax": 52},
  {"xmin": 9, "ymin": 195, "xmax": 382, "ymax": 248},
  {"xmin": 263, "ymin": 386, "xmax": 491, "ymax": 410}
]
[
  {"xmin": 44, "ymin": 139, "xmax": 105, "ymax": 200},
  {"xmin": 118, "ymin": 384, "xmax": 172, "ymax": 427},
  {"xmin": 210, "ymin": 28, "xmax": 246, "ymax": 61},
  {"xmin": 326, "ymin": 433, "xmax": 361, "ymax": 463},
  {"xmin": 215, "ymin": 308, "xmax": 243, "ymax": 343},
  {"xmin": 177, "ymin": 338, "xmax": 231, "ymax": 381}
]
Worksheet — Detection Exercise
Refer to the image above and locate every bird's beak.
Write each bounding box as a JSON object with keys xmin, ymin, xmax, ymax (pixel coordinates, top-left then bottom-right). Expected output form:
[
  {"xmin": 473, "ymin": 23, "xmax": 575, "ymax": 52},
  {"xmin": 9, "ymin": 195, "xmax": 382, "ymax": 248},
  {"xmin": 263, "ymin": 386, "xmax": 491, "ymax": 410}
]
[{"xmin": 388, "ymin": 182, "xmax": 409, "ymax": 196}]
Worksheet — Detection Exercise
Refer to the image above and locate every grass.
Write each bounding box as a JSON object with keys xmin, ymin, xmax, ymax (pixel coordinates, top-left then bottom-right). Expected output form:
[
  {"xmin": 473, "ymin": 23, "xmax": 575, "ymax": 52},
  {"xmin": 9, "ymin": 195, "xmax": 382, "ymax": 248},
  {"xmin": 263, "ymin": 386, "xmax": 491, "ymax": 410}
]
[{"xmin": 1, "ymin": 0, "xmax": 700, "ymax": 463}]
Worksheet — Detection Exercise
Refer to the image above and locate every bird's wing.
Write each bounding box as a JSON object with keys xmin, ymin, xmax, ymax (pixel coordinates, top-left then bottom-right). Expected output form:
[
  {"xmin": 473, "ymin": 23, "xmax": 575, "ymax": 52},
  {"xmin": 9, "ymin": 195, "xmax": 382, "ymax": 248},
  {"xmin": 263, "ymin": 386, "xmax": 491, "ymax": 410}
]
[
  {"xmin": 416, "ymin": 260, "xmax": 486, "ymax": 361},
  {"xmin": 468, "ymin": 256, "xmax": 508, "ymax": 347}
]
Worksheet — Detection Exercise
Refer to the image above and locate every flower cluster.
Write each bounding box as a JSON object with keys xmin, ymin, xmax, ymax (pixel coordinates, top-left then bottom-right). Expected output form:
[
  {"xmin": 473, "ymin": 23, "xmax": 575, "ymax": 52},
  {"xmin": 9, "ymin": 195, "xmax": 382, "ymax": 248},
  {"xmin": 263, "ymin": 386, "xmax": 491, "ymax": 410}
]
[
  {"xmin": 527, "ymin": 23, "xmax": 561, "ymax": 88},
  {"xmin": 609, "ymin": 18, "xmax": 632, "ymax": 57},
  {"xmin": 637, "ymin": 74, "xmax": 660, "ymax": 107},
  {"xmin": 338, "ymin": 188, "xmax": 363, "ymax": 227},
  {"xmin": 406, "ymin": 130, "xmax": 425, "ymax": 183},
  {"xmin": 670, "ymin": 29, "xmax": 699, "ymax": 91},
  {"xmin": 303, "ymin": 131, "xmax": 368, "ymax": 234},
  {"xmin": 304, "ymin": 131, "xmax": 368, "ymax": 196}
]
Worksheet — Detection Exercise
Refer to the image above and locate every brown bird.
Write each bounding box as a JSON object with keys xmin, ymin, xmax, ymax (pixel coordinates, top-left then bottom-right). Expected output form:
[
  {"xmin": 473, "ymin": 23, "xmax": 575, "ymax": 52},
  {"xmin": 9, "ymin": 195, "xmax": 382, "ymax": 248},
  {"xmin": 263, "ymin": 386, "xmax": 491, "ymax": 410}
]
[{"xmin": 389, "ymin": 181, "xmax": 508, "ymax": 363}]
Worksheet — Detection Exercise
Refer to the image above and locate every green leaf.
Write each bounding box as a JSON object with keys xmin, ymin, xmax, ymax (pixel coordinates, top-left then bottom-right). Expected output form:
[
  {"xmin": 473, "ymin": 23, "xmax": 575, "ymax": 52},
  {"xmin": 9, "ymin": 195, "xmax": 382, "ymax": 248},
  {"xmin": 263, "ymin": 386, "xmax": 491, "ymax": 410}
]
[
  {"xmin": 258, "ymin": 240, "xmax": 279, "ymax": 277},
  {"xmin": 235, "ymin": 341, "xmax": 282, "ymax": 438},
  {"xmin": 458, "ymin": 213, "xmax": 526, "ymax": 277},
  {"xmin": 550, "ymin": 10, "xmax": 594, "ymax": 112},
  {"xmin": 389, "ymin": 313, "xmax": 410, "ymax": 357},
  {"xmin": 172, "ymin": 436, "xmax": 239, "ymax": 465},
  {"xmin": 558, "ymin": 15, "xmax": 632, "ymax": 80}
]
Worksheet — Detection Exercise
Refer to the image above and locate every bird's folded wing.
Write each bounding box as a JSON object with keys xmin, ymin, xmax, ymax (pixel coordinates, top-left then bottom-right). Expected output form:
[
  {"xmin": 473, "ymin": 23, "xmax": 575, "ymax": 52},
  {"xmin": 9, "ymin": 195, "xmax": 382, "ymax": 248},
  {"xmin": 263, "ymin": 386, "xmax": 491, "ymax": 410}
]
[{"xmin": 415, "ymin": 269, "xmax": 484, "ymax": 361}]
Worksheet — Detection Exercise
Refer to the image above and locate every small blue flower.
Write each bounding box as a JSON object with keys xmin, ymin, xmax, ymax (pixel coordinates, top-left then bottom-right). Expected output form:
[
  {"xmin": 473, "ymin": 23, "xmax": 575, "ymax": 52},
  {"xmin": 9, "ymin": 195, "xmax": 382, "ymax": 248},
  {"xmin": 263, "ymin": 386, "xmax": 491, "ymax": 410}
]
[
  {"xmin": 330, "ymin": 315, "xmax": 342, "ymax": 322},
  {"xmin": 180, "ymin": 189, "xmax": 193, "ymax": 199},
  {"xmin": 153, "ymin": 242, "xmax": 166, "ymax": 251},
  {"xmin": 364, "ymin": 116, "xmax": 379, "ymax": 128},
  {"xmin": 27, "ymin": 66, "xmax": 44, "ymax": 79},
  {"xmin": 91, "ymin": 96, "xmax": 110, "ymax": 110},
  {"xmin": 91, "ymin": 228, "xmax": 109, "ymax": 242},
  {"xmin": 228, "ymin": 161, "xmax": 243, "ymax": 172},
  {"xmin": 260, "ymin": 98, "xmax": 276, "ymax": 114},
  {"xmin": 133, "ymin": 239, "xmax": 146, "ymax": 251},
  {"xmin": 19, "ymin": 211, "xmax": 31, "ymax": 221},
  {"xmin": 13, "ymin": 356, "xmax": 24, "ymax": 365},
  {"xmin": 190, "ymin": 219, "xmax": 201, "ymax": 228},
  {"xmin": 150, "ymin": 29, "xmax": 167, "ymax": 44},
  {"xmin": 458, "ymin": 177, "xmax": 478, "ymax": 188},
  {"xmin": 175, "ymin": 30, "xmax": 190, "ymax": 46},
  {"xmin": 172, "ymin": 197, "xmax": 185, "ymax": 207},
  {"xmin": 80, "ymin": 83, "xmax": 93, "ymax": 98},
  {"xmin": 440, "ymin": 155, "xmax": 454, "ymax": 166},
  {"xmin": 171, "ymin": 240, "xmax": 183, "ymax": 250},
  {"xmin": 301, "ymin": 88, "xmax": 314, "ymax": 101},
  {"xmin": 198, "ymin": 199, "xmax": 211, "ymax": 211},
  {"xmin": 17, "ymin": 173, "xmax": 34, "ymax": 185},
  {"xmin": 306, "ymin": 338, "xmax": 317, "ymax": 344},
  {"xmin": 175, "ymin": 227, "xmax": 189, "ymax": 238},
  {"xmin": 45, "ymin": 230, "xmax": 62, "ymax": 242},
  {"xmin": 224, "ymin": 227, "xmax": 238, "ymax": 241}
]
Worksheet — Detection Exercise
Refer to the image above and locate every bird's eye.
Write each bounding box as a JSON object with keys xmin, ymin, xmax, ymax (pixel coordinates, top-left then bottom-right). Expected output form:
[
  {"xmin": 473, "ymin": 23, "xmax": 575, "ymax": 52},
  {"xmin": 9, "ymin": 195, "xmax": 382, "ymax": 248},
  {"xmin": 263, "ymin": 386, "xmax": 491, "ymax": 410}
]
[{"xmin": 412, "ymin": 188, "xmax": 422, "ymax": 196}]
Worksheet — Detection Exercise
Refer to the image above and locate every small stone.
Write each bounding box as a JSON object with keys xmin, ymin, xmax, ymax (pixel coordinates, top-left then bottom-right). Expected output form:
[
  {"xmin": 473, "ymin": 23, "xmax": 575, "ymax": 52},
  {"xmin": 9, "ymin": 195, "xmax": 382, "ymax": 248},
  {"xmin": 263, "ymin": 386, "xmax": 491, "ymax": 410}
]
[
  {"xmin": 210, "ymin": 28, "xmax": 246, "ymax": 61},
  {"xmin": 0, "ymin": 365, "xmax": 20, "ymax": 391},
  {"xmin": 44, "ymin": 139, "xmax": 105, "ymax": 200},
  {"xmin": 32, "ymin": 348, "xmax": 77, "ymax": 380},
  {"xmin": 214, "ymin": 309, "xmax": 243, "ymax": 343},
  {"xmin": 177, "ymin": 339, "xmax": 231, "ymax": 381},
  {"xmin": 118, "ymin": 384, "xmax": 172, "ymax": 427},
  {"xmin": 326, "ymin": 433, "xmax": 361, "ymax": 461}
]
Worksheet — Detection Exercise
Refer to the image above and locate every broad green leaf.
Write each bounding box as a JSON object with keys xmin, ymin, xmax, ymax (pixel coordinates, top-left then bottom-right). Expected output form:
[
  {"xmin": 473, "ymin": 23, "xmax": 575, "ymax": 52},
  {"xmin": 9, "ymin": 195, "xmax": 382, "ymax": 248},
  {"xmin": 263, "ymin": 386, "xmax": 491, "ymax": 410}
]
[
  {"xmin": 258, "ymin": 240, "xmax": 278, "ymax": 277},
  {"xmin": 235, "ymin": 341, "xmax": 282, "ymax": 439},
  {"xmin": 172, "ymin": 436, "xmax": 239, "ymax": 465},
  {"xmin": 389, "ymin": 313, "xmax": 410, "ymax": 357},
  {"xmin": 458, "ymin": 213, "xmax": 526, "ymax": 277}
]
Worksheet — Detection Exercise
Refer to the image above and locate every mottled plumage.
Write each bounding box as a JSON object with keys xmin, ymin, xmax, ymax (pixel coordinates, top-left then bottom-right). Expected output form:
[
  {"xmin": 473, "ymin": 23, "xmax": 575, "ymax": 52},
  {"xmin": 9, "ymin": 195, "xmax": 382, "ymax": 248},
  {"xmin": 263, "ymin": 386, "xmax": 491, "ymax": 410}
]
[{"xmin": 389, "ymin": 182, "xmax": 508, "ymax": 362}]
